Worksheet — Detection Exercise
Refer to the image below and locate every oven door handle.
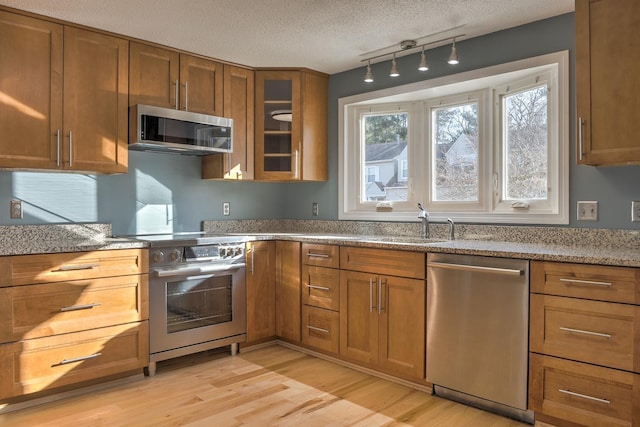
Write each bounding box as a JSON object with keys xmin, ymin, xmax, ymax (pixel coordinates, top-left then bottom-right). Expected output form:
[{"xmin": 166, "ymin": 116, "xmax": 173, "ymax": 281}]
[{"xmin": 154, "ymin": 263, "xmax": 246, "ymax": 278}]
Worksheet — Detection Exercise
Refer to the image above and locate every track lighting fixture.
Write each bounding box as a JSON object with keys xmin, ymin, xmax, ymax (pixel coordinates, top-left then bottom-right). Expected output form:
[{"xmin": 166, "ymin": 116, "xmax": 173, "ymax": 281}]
[
  {"xmin": 418, "ymin": 47, "xmax": 429, "ymax": 71},
  {"xmin": 364, "ymin": 60, "xmax": 374, "ymax": 83},
  {"xmin": 389, "ymin": 54, "xmax": 399, "ymax": 77},
  {"xmin": 361, "ymin": 33, "xmax": 463, "ymax": 83},
  {"xmin": 448, "ymin": 39, "xmax": 459, "ymax": 65}
]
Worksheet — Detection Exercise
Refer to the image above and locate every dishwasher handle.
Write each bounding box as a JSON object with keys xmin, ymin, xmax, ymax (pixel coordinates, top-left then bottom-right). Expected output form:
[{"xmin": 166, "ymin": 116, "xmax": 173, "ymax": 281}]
[{"xmin": 428, "ymin": 261, "xmax": 524, "ymax": 276}]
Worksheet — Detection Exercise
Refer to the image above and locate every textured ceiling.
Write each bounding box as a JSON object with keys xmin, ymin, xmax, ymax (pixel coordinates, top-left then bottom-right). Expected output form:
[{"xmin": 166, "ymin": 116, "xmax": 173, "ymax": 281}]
[{"xmin": 0, "ymin": 0, "xmax": 574, "ymax": 74}]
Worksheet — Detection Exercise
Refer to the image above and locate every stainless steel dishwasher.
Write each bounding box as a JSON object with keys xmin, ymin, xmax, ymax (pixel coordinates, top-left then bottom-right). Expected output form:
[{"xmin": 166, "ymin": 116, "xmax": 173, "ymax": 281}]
[{"xmin": 426, "ymin": 253, "xmax": 533, "ymax": 423}]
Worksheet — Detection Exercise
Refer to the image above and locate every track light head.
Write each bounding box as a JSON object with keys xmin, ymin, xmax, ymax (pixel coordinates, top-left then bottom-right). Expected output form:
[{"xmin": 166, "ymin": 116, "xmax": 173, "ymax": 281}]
[
  {"xmin": 389, "ymin": 54, "xmax": 399, "ymax": 77},
  {"xmin": 418, "ymin": 48, "xmax": 429, "ymax": 71},
  {"xmin": 448, "ymin": 39, "xmax": 459, "ymax": 65},
  {"xmin": 364, "ymin": 60, "xmax": 374, "ymax": 83}
]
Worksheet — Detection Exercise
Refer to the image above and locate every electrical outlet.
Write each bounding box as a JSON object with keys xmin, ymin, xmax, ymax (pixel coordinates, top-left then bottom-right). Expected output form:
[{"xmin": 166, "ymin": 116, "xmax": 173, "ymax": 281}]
[
  {"xmin": 632, "ymin": 201, "xmax": 640, "ymax": 222},
  {"xmin": 312, "ymin": 202, "xmax": 319, "ymax": 216},
  {"xmin": 577, "ymin": 201, "xmax": 598, "ymax": 221},
  {"xmin": 10, "ymin": 199, "xmax": 22, "ymax": 219},
  {"xmin": 223, "ymin": 202, "xmax": 230, "ymax": 216}
]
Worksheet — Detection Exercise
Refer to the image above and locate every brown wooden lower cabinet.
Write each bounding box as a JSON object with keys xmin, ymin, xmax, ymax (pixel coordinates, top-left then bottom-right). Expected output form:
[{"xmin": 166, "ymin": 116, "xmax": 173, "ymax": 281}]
[
  {"xmin": 245, "ymin": 241, "xmax": 276, "ymax": 344},
  {"xmin": 529, "ymin": 353, "xmax": 640, "ymax": 427},
  {"xmin": 0, "ymin": 322, "xmax": 148, "ymax": 400},
  {"xmin": 275, "ymin": 241, "xmax": 301, "ymax": 342},
  {"xmin": 339, "ymin": 269, "xmax": 425, "ymax": 380}
]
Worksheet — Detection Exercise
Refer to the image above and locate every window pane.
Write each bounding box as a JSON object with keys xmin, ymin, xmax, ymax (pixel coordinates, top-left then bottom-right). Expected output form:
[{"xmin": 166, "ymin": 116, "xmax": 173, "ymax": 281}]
[
  {"xmin": 503, "ymin": 86, "xmax": 548, "ymax": 200},
  {"xmin": 362, "ymin": 113, "xmax": 409, "ymax": 202},
  {"xmin": 432, "ymin": 103, "xmax": 479, "ymax": 201}
]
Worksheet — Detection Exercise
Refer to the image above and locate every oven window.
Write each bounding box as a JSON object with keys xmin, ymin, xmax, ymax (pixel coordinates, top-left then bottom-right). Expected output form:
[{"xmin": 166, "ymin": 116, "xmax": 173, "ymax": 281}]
[{"xmin": 166, "ymin": 275, "xmax": 232, "ymax": 333}]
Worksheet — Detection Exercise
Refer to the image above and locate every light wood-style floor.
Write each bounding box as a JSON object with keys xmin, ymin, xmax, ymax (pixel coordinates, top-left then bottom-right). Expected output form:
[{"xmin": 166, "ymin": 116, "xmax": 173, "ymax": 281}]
[{"xmin": 0, "ymin": 345, "xmax": 538, "ymax": 426}]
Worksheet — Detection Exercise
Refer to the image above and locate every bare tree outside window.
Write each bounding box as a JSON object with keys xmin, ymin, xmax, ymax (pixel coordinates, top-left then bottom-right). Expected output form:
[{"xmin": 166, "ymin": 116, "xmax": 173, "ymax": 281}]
[
  {"xmin": 432, "ymin": 103, "xmax": 479, "ymax": 201},
  {"xmin": 503, "ymin": 85, "xmax": 548, "ymax": 200}
]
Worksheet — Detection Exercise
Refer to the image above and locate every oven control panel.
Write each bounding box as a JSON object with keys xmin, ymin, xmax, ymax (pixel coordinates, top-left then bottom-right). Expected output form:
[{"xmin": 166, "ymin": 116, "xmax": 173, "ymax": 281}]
[{"xmin": 149, "ymin": 243, "xmax": 245, "ymax": 267}]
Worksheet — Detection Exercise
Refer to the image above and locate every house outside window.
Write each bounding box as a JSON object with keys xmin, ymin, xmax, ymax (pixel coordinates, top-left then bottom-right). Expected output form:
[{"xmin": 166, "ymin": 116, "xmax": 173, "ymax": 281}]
[{"xmin": 339, "ymin": 51, "xmax": 569, "ymax": 224}]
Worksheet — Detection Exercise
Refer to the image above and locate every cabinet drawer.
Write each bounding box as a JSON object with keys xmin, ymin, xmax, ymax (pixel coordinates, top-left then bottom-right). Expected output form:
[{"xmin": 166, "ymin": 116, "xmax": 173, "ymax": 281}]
[
  {"xmin": 529, "ymin": 353, "xmax": 640, "ymax": 427},
  {"xmin": 0, "ymin": 274, "xmax": 148, "ymax": 343},
  {"xmin": 0, "ymin": 321, "xmax": 149, "ymax": 400},
  {"xmin": 531, "ymin": 294, "xmax": 640, "ymax": 373},
  {"xmin": 340, "ymin": 247, "xmax": 425, "ymax": 279},
  {"xmin": 531, "ymin": 261, "xmax": 640, "ymax": 304},
  {"xmin": 301, "ymin": 243, "xmax": 339, "ymax": 268},
  {"xmin": 302, "ymin": 265, "xmax": 339, "ymax": 311},
  {"xmin": 301, "ymin": 305, "xmax": 339, "ymax": 354},
  {"xmin": 5, "ymin": 249, "xmax": 148, "ymax": 286}
]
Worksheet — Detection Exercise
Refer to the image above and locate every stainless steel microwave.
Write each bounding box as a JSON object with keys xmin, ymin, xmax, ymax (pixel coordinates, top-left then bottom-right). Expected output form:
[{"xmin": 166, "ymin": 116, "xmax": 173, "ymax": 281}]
[{"xmin": 129, "ymin": 104, "xmax": 233, "ymax": 155}]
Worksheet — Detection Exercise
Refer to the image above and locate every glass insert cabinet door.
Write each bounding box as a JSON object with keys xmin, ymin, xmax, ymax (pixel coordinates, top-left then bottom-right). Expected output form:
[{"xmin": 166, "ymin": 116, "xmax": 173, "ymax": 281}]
[{"xmin": 255, "ymin": 70, "xmax": 302, "ymax": 180}]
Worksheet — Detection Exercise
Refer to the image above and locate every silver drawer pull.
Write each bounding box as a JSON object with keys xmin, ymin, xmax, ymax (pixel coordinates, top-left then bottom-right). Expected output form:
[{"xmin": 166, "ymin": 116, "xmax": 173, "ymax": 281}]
[
  {"xmin": 306, "ymin": 284, "xmax": 330, "ymax": 291},
  {"xmin": 559, "ymin": 278, "xmax": 612, "ymax": 287},
  {"xmin": 57, "ymin": 263, "xmax": 100, "ymax": 272},
  {"xmin": 560, "ymin": 327, "xmax": 612, "ymax": 339},
  {"xmin": 60, "ymin": 302, "xmax": 101, "ymax": 312},
  {"xmin": 307, "ymin": 325, "xmax": 329, "ymax": 334},
  {"xmin": 56, "ymin": 352, "xmax": 102, "ymax": 366},
  {"xmin": 307, "ymin": 253, "xmax": 330, "ymax": 258},
  {"xmin": 559, "ymin": 389, "xmax": 610, "ymax": 405}
]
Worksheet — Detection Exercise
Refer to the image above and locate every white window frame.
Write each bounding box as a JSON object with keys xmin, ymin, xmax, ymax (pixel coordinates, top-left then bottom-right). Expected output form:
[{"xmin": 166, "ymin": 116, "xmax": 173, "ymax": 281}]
[
  {"xmin": 339, "ymin": 51, "xmax": 569, "ymax": 224},
  {"xmin": 365, "ymin": 165, "xmax": 380, "ymax": 183},
  {"xmin": 399, "ymin": 159, "xmax": 408, "ymax": 181}
]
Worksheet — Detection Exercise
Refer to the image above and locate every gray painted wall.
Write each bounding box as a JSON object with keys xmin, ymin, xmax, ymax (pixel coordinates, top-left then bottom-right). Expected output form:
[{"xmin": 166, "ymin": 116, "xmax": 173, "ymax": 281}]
[{"xmin": 1, "ymin": 12, "xmax": 639, "ymax": 232}]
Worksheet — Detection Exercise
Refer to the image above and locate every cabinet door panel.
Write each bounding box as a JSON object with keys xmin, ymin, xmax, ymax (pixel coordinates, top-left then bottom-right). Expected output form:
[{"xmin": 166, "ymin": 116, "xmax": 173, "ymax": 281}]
[
  {"xmin": 302, "ymin": 305, "xmax": 339, "ymax": 354},
  {"xmin": 379, "ymin": 276, "xmax": 425, "ymax": 379},
  {"xmin": 275, "ymin": 241, "xmax": 301, "ymax": 342},
  {"xmin": 0, "ymin": 11, "xmax": 62, "ymax": 169},
  {"xmin": 339, "ymin": 270, "xmax": 378, "ymax": 365},
  {"xmin": 63, "ymin": 26, "xmax": 128, "ymax": 173},
  {"xmin": 576, "ymin": 0, "xmax": 640, "ymax": 165},
  {"xmin": 246, "ymin": 241, "xmax": 275, "ymax": 343},
  {"xmin": 302, "ymin": 265, "xmax": 339, "ymax": 311},
  {"xmin": 129, "ymin": 42, "xmax": 179, "ymax": 109},
  {"xmin": 202, "ymin": 65, "xmax": 254, "ymax": 180},
  {"xmin": 180, "ymin": 54, "xmax": 223, "ymax": 116}
]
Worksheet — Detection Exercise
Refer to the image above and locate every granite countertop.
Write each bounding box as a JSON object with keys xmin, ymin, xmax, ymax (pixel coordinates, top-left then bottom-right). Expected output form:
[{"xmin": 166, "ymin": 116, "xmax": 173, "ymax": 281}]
[
  {"xmin": 2, "ymin": 223, "xmax": 640, "ymax": 268},
  {"xmin": 234, "ymin": 232, "xmax": 640, "ymax": 268}
]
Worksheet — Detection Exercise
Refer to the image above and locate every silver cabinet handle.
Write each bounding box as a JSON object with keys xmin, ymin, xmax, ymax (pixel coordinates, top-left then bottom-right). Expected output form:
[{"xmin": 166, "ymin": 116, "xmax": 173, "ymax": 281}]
[
  {"xmin": 60, "ymin": 302, "xmax": 101, "ymax": 312},
  {"xmin": 578, "ymin": 116, "xmax": 584, "ymax": 161},
  {"xmin": 559, "ymin": 389, "xmax": 610, "ymax": 405},
  {"xmin": 307, "ymin": 253, "xmax": 330, "ymax": 258},
  {"xmin": 294, "ymin": 149, "xmax": 299, "ymax": 179},
  {"xmin": 183, "ymin": 81, "xmax": 189, "ymax": 111},
  {"xmin": 369, "ymin": 277, "xmax": 373, "ymax": 313},
  {"xmin": 306, "ymin": 284, "xmax": 330, "ymax": 291},
  {"xmin": 56, "ymin": 263, "xmax": 100, "ymax": 272},
  {"xmin": 378, "ymin": 277, "xmax": 383, "ymax": 314},
  {"xmin": 250, "ymin": 246, "xmax": 254, "ymax": 275},
  {"xmin": 174, "ymin": 79, "xmax": 179, "ymax": 110},
  {"xmin": 428, "ymin": 261, "xmax": 523, "ymax": 276},
  {"xmin": 55, "ymin": 129, "xmax": 61, "ymax": 167},
  {"xmin": 306, "ymin": 325, "xmax": 329, "ymax": 334},
  {"xmin": 56, "ymin": 352, "xmax": 102, "ymax": 366},
  {"xmin": 559, "ymin": 278, "xmax": 612, "ymax": 287},
  {"xmin": 68, "ymin": 130, "xmax": 73, "ymax": 167},
  {"xmin": 560, "ymin": 327, "xmax": 612, "ymax": 339}
]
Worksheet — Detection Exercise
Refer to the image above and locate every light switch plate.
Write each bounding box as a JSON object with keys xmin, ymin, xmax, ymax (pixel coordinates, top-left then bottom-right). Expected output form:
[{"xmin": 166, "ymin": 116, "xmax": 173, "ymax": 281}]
[
  {"xmin": 223, "ymin": 202, "xmax": 230, "ymax": 216},
  {"xmin": 577, "ymin": 201, "xmax": 598, "ymax": 221},
  {"xmin": 10, "ymin": 199, "xmax": 22, "ymax": 219},
  {"xmin": 632, "ymin": 201, "xmax": 640, "ymax": 222}
]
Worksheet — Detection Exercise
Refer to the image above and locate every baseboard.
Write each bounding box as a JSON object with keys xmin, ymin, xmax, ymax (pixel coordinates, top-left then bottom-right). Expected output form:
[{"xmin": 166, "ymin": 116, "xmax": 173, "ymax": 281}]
[{"xmin": 275, "ymin": 340, "xmax": 433, "ymax": 394}]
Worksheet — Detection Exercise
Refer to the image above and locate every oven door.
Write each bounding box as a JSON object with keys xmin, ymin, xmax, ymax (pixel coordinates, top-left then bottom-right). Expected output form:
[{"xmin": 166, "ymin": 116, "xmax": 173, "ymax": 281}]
[{"xmin": 149, "ymin": 263, "xmax": 246, "ymax": 355}]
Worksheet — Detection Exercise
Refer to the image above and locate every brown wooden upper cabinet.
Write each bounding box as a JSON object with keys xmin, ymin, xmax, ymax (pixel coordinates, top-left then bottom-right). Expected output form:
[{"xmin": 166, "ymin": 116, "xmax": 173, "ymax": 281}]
[
  {"xmin": 576, "ymin": 0, "xmax": 640, "ymax": 166},
  {"xmin": 129, "ymin": 42, "xmax": 223, "ymax": 116},
  {"xmin": 202, "ymin": 65, "xmax": 255, "ymax": 180},
  {"xmin": 0, "ymin": 11, "xmax": 128, "ymax": 173},
  {"xmin": 255, "ymin": 69, "xmax": 328, "ymax": 181}
]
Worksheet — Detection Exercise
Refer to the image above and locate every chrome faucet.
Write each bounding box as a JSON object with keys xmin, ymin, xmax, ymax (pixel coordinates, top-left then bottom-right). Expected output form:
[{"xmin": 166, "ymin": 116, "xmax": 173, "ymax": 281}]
[
  {"xmin": 446, "ymin": 217, "xmax": 455, "ymax": 240},
  {"xmin": 418, "ymin": 203, "xmax": 429, "ymax": 239}
]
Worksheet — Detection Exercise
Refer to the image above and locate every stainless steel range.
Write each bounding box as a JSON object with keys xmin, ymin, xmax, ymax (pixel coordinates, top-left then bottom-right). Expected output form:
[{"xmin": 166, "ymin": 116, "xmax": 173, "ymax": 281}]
[{"xmin": 138, "ymin": 233, "xmax": 247, "ymax": 376}]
